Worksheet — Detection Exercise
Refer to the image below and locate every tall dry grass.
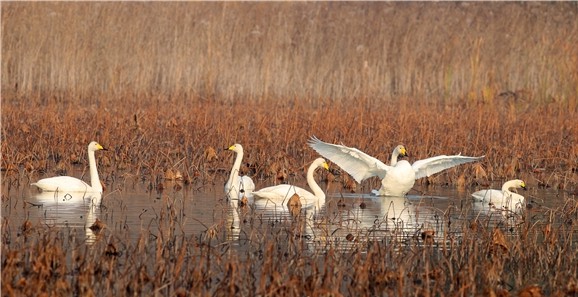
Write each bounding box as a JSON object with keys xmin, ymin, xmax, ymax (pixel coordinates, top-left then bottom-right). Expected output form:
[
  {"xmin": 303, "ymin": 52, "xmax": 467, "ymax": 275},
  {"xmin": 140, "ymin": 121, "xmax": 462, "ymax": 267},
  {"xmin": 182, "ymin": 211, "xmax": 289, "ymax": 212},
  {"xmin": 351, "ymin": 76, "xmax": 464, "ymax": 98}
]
[
  {"xmin": 2, "ymin": 3, "xmax": 576, "ymax": 192},
  {"xmin": 2, "ymin": 2, "xmax": 578, "ymax": 105}
]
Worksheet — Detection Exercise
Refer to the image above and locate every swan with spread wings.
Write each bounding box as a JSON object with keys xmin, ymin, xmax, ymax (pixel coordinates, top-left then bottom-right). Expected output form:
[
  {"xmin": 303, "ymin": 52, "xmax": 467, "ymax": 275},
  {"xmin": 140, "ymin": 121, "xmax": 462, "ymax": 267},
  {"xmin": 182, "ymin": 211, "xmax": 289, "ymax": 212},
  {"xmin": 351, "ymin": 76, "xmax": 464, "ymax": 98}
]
[{"xmin": 308, "ymin": 136, "xmax": 483, "ymax": 196}]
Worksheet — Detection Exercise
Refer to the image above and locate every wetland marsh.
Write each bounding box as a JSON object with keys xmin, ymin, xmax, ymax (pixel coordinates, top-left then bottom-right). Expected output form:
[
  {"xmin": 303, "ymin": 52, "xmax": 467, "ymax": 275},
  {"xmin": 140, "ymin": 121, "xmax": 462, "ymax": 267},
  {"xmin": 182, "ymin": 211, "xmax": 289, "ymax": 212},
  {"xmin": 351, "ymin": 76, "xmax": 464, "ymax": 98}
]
[{"xmin": 2, "ymin": 2, "xmax": 578, "ymax": 296}]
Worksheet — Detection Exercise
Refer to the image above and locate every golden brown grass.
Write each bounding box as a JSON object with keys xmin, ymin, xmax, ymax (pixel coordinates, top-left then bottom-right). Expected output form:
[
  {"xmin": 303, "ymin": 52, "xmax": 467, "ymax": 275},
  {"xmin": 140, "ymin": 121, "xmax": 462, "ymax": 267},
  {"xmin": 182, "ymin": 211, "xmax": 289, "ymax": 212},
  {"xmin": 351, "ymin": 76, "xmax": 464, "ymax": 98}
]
[
  {"xmin": 2, "ymin": 2, "xmax": 577, "ymax": 193},
  {"xmin": 2, "ymin": 98, "xmax": 577, "ymax": 295},
  {"xmin": 2, "ymin": 98, "xmax": 577, "ymax": 194},
  {"xmin": 2, "ymin": 2, "xmax": 578, "ymax": 105}
]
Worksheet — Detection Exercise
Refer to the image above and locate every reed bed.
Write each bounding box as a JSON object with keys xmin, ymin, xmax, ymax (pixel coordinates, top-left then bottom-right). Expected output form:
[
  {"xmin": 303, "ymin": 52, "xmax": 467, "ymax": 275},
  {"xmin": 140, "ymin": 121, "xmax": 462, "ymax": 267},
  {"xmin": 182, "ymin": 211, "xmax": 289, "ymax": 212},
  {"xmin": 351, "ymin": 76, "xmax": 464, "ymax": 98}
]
[
  {"xmin": 2, "ymin": 98, "xmax": 577, "ymax": 195},
  {"xmin": 2, "ymin": 2, "xmax": 578, "ymax": 105},
  {"xmin": 2, "ymin": 2, "xmax": 578, "ymax": 296}
]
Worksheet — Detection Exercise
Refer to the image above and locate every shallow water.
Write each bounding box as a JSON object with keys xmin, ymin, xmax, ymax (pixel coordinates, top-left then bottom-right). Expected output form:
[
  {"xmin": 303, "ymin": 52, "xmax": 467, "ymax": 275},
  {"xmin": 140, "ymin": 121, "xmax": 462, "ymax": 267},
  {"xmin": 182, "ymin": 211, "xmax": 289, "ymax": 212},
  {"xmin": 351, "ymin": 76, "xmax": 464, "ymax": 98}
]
[{"xmin": 2, "ymin": 174, "xmax": 573, "ymax": 251}]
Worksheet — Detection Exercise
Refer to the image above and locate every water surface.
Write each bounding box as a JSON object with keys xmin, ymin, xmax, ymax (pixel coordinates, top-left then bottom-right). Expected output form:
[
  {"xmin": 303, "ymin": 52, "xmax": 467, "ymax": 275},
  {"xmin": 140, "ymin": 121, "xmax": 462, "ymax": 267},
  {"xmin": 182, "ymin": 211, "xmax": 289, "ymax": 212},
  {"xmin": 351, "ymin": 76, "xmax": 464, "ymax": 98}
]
[{"xmin": 2, "ymin": 176, "xmax": 571, "ymax": 251}]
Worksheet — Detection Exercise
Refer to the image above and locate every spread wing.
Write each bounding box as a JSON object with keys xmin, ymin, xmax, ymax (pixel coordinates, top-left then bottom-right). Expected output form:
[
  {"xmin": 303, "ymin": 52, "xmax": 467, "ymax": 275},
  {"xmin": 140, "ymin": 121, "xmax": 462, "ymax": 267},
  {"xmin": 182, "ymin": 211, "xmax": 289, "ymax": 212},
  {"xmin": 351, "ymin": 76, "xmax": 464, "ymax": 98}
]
[
  {"xmin": 411, "ymin": 154, "xmax": 484, "ymax": 180},
  {"xmin": 308, "ymin": 136, "xmax": 391, "ymax": 183}
]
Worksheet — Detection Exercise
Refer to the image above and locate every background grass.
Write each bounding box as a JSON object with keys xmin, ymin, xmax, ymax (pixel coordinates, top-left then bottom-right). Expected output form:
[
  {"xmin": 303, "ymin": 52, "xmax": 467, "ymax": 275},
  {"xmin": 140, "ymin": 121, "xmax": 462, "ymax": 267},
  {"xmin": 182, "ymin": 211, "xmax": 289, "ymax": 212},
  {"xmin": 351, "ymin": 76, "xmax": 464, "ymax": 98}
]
[{"xmin": 2, "ymin": 2, "xmax": 578, "ymax": 105}]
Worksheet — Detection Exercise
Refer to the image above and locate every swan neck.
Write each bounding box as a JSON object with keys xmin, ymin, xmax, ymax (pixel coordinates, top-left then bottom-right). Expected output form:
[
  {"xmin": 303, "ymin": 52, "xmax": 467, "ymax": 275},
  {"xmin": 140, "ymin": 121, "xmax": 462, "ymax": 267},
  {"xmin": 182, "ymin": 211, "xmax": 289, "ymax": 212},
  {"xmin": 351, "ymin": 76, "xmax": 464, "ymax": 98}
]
[
  {"xmin": 501, "ymin": 181, "xmax": 516, "ymax": 193},
  {"xmin": 501, "ymin": 181, "xmax": 517, "ymax": 197},
  {"xmin": 390, "ymin": 150, "xmax": 398, "ymax": 166},
  {"xmin": 307, "ymin": 164, "xmax": 325, "ymax": 200},
  {"xmin": 227, "ymin": 150, "xmax": 243, "ymax": 198},
  {"xmin": 88, "ymin": 149, "xmax": 102, "ymax": 193}
]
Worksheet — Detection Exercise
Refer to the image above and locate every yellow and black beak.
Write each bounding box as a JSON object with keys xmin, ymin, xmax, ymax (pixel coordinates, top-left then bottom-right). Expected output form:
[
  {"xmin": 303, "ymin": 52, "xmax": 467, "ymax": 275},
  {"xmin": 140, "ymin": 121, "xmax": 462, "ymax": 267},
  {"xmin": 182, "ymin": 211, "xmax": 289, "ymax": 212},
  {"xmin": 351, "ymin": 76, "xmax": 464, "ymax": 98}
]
[{"xmin": 400, "ymin": 147, "xmax": 409, "ymax": 158}]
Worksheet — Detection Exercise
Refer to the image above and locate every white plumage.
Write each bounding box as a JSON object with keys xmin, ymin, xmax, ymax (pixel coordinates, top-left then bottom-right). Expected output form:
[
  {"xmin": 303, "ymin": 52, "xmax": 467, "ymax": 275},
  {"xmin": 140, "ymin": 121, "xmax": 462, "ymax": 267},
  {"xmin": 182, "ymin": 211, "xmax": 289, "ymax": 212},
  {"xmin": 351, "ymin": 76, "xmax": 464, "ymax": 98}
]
[
  {"xmin": 472, "ymin": 179, "xmax": 526, "ymax": 211},
  {"xmin": 31, "ymin": 141, "xmax": 107, "ymax": 194},
  {"xmin": 308, "ymin": 136, "xmax": 483, "ymax": 196},
  {"xmin": 225, "ymin": 143, "xmax": 255, "ymax": 200},
  {"xmin": 252, "ymin": 158, "xmax": 329, "ymax": 208}
]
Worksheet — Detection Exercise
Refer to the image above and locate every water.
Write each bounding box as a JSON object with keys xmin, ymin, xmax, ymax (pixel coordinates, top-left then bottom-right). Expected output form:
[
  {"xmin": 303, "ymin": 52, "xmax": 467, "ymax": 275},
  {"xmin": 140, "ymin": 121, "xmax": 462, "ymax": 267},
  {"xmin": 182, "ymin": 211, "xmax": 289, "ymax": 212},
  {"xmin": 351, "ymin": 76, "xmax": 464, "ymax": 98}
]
[{"xmin": 2, "ymin": 175, "xmax": 572, "ymax": 250}]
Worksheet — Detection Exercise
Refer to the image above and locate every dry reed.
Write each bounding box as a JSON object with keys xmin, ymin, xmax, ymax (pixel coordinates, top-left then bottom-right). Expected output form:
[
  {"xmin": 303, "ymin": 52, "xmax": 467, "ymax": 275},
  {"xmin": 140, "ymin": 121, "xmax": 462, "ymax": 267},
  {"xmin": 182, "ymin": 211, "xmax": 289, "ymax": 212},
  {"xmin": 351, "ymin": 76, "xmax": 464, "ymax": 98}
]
[
  {"xmin": 2, "ymin": 98, "xmax": 577, "ymax": 194},
  {"xmin": 2, "ymin": 2, "xmax": 578, "ymax": 105}
]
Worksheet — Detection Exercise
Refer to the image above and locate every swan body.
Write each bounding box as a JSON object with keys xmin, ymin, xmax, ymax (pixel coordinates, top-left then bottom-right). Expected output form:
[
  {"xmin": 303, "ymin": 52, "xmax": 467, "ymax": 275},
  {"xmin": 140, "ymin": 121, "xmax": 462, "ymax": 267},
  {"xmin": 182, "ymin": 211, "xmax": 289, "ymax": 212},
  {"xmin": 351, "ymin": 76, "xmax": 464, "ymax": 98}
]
[
  {"xmin": 253, "ymin": 158, "xmax": 329, "ymax": 208},
  {"xmin": 32, "ymin": 190, "xmax": 102, "ymax": 207},
  {"xmin": 472, "ymin": 179, "xmax": 526, "ymax": 210},
  {"xmin": 308, "ymin": 136, "xmax": 484, "ymax": 196},
  {"xmin": 31, "ymin": 141, "xmax": 107, "ymax": 193},
  {"xmin": 225, "ymin": 144, "xmax": 255, "ymax": 200}
]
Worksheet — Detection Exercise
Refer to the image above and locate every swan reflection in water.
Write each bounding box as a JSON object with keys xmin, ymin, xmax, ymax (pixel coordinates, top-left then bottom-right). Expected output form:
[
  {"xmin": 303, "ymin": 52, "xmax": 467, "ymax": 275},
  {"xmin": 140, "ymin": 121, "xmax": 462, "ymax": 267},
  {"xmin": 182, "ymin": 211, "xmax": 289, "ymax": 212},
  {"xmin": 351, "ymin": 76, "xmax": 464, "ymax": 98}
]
[
  {"xmin": 29, "ymin": 190, "xmax": 104, "ymax": 244},
  {"xmin": 326, "ymin": 193, "xmax": 447, "ymax": 247},
  {"xmin": 226, "ymin": 191, "xmax": 449, "ymax": 249},
  {"xmin": 227, "ymin": 158, "xmax": 330, "ymax": 244},
  {"xmin": 471, "ymin": 200, "xmax": 526, "ymax": 225},
  {"xmin": 226, "ymin": 192, "xmax": 326, "ymax": 245}
]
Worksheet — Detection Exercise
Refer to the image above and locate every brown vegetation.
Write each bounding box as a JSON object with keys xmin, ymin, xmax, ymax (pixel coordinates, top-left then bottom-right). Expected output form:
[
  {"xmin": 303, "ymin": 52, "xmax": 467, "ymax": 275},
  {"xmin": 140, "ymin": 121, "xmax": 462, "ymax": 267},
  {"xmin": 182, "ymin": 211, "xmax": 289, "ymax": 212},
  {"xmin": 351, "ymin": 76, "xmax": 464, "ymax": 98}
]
[
  {"xmin": 2, "ymin": 2, "xmax": 578, "ymax": 104},
  {"xmin": 2, "ymin": 190, "xmax": 577, "ymax": 296},
  {"xmin": 2, "ymin": 97, "xmax": 577, "ymax": 195},
  {"xmin": 2, "ymin": 2, "xmax": 578, "ymax": 296}
]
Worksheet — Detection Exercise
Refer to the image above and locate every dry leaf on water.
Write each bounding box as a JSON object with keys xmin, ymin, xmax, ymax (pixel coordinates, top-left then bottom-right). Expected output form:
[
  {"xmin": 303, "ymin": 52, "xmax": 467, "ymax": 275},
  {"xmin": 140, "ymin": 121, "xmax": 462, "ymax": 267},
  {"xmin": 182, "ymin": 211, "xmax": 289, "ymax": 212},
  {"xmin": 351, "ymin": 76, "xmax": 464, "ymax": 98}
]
[
  {"xmin": 492, "ymin": 228, "xmax": 509, "ymax": 252},
  {"xmin": 89, "ymin": 218, "xmax": 106, "ymax": 233},
  {"xmin": 421, "ymin": 230, "xmax": 435, "ymax": 244},
  {"xmin": 287, "ymin": 193, "xmax": 302, "ymax": 216},
  {"xmin": 239, "ymin": 195, "xmax": 249, "ymax": 207},
  {"xmin": 518, "ymin": 285, "xmax": 543, "ymax": 297}
]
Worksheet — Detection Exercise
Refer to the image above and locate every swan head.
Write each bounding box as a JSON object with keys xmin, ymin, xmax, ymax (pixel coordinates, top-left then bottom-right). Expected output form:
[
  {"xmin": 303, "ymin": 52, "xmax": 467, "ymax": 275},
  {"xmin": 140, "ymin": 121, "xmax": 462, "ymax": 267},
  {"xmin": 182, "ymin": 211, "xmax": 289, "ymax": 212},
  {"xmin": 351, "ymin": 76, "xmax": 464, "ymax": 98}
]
[
  {"xmin": 226, "ymin": 143, "xmax": 243, "ymax": 153},
  {"xmin": 395, "ymin": 145, "xmax": 408, "ymax": 158},
  {"xmin": 313, "ymin": 158, "xmax": 330, "ymax": 170},
  {"xmin": 503, "ymin": 179, "xmax": 526, "ymax": 192},
  {"xmin": 89, "ymin": 141, "xmax": 107, "ymax": 152}
]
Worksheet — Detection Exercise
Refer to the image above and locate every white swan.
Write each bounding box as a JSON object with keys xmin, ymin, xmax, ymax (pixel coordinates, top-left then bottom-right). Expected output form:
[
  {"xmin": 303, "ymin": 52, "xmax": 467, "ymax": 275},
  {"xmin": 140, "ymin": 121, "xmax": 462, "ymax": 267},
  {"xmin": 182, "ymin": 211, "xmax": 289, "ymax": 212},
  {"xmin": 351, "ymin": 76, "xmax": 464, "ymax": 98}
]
[
  {"xmin": 252, "ymin": 158, "xmax": 329, "ymax": 208},
  {"xmin": 308, "ymin": 136, "xmax": 484, "ymax": 196},
  {"xmin": 472, "ymin": 179, "xmax": 526, "ymax": 210},
  {"xmin": 225, "ymin": 143, "xmax": 255, "ymax": 200},
  {"xmin": 31, "ymin": 141, "xmax": 107, "ymax": 193}
]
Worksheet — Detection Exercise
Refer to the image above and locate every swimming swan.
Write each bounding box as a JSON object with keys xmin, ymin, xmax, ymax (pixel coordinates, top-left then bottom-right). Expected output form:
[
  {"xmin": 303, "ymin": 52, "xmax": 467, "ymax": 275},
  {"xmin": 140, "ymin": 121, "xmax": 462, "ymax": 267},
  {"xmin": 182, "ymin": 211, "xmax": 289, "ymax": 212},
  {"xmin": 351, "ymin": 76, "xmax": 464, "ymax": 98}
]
[
  {"xmin": 31, "ymin": 141, "xmax": 107, "ymax": 193},
  {"xmin": 308, "ymin": 136, "xmax": 484, "ymax": 196},
  {"xmin": 472, "ymin": 179, "xmax": 526, "ymax": 210},
  {"xmin": 252, "ymin": 158, "xmax": 329, "ymax": 207},
  {"xmin": 225, "ymin": 144, "xmax": 255, "ymax": 199}
]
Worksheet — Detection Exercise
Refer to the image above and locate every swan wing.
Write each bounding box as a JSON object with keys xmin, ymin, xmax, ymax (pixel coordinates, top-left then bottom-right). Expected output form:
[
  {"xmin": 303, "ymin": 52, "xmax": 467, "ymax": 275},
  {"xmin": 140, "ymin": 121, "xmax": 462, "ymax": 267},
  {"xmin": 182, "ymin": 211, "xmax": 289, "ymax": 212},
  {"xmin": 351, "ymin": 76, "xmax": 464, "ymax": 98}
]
[
  {"xmin": 239, "ymin": 176, "xmax": 255, "ymax": 194},
  {"xmin": 308, "ymin": 136, "xmax": 390, "ymax": 183},
  {"xmin": 253, "ymin": 185, "xmax": 313, "ymax": 202},
  {"xmin": 32, "ymin": 176, "xmax": 93, "ymax": 192},
  {"xmin": 472, "ymin": 189, "xmax": 502, "ymax": 203},
  {"xmin": 412, "ymin": 154, "xmax": 484, "ymax": 180}
]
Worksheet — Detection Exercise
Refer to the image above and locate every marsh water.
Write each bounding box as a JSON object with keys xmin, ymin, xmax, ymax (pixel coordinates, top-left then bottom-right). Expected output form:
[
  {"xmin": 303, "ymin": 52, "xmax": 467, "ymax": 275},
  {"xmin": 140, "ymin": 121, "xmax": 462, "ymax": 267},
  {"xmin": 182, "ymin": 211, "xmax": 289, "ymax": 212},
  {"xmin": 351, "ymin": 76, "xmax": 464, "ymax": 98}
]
[{"xmin": 2, "ymin": 173, "xmax": 572, "ymax": 252}]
